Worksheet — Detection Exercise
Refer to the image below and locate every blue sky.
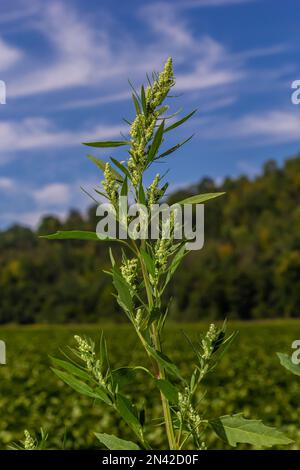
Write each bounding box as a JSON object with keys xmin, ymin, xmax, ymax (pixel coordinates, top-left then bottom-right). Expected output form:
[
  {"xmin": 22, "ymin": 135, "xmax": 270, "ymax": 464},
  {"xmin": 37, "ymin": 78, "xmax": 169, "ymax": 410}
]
[{"xmin": 0, "ymin": 0, "xmax": 300, "ymax": 228}]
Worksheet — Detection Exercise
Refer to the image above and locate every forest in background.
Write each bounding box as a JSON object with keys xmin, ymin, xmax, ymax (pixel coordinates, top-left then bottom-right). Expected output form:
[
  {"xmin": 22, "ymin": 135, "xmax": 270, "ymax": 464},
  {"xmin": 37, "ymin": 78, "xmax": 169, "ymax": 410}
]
[{"xmin": 1, "ymin": 154, "xmax": 300, "ymax": 324}]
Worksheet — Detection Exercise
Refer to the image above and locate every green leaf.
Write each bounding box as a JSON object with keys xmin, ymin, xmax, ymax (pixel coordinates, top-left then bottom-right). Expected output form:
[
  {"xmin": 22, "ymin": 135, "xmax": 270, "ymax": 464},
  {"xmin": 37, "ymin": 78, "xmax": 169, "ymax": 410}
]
[
  {"xmin": 52, "ymin": 368, "xmax": 111, "ymax": 405},
  {"xmin": 163, "ymin": 244, "xmax": 186, "ymax": 289},
  {"xmin": 164, "ymin": 109, "xmax": 197, "ymax": 133},
  {"xmin": 110, "ymin": 157, "xmax": 131, "ymax": 180},
  {"xmin": 141, "ymin": 85, "xmax": 147, "ymax": 116},
  {"xmin": 132, "ymin": 93, "xmax": 141, "ymax": 115},
  {"xmin": 138, "ymin": 180, "xmax": 146, "ymax": 205},
  {"xmin": 111, "ymin": 366, "xmax": 153, "ymax": 389},
  {"xmin": 121, "ymin": 177, "xmax": 128, "ymax": 197},
  {"xmin": 112, "ymin": 267, "xmax": 134, "ymax": 313},
  {"xmin": 154, "ymin": 135, "xmax": 193, "ymax": 161},
  {"xmin": 177, "ymin": 192, "xmax": 225, "ymax": 205},
  {"xmin": 116, "ymin": 394, "xmax": 143, "ymax": 438},
  {"xmin": 210, "ymin": 414, "xmax": 293, "ymax": 448},
  {"xmin": 145, "ymin": 344, "xmax": 183, "ymax": 380},
  {"xmin": 140, "ymin": 249, "xmax": 155, "ymax": 277},
  {"xmin": 40, "ymin": 231, "xmax": 112, "ymax": 241},
  {"xmin": 155, "ymin": 379, "xmax": 178, "ymax": 404},
  {"xmin": 111, "ymin": 367, "xmax": 137, "ymax": 388},
  {"xmin": 50, "ymin": 356, "xmax": 90, "ymax": 381},
  {"xmin": 87, "ymin": 155, "xmax": 123, "ymax": 182},
  {"xmin": 147, "ymin": 306, "xmax": 161, "ymax": 327},
  {"xmin": 99, "ymin": 331, "xmax": 109, "ymax": 370},
  {"xmin": 51, "ymin": 368, "xmax": 97, "ymax": 399},
  {"xmin": 148, "ymin": 120, "xmax": 165, "ymax": 161},
  {"xmin": 95, "ymin": 433, "xmax": 140, "ymax": 450},
  {"xmin": 40, "ymin": 231, "xmax": 99, "ymax": 241},
  {"xmin": 83, "ymin": 140, "xmax": 129, "ymax": 148},
  {"xmin": 277, "ymin": 352, "xmax": 300, "ymax": 376}
]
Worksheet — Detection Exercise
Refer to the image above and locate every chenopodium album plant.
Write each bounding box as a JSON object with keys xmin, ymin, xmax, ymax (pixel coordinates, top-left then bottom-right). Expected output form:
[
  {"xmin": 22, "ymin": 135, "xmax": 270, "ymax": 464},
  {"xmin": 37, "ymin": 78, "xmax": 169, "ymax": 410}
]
[{"xmin": 25, "ymin": 58, "xmax": 292, "ymax": 450}]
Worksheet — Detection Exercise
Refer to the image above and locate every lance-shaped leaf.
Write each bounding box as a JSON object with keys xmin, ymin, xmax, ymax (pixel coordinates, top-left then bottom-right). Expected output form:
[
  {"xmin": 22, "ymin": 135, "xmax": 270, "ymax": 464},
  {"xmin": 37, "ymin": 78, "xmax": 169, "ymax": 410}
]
[
  {"xmin": 83, "ymin": 140, "xmax": 129, "ymax": 148},
  {"xmin": 164, "ymin": 109, "xmax": 197, "ymax": 133},
  {"xmin": 51, "ymin": 368, "xmax": 110, "ymax": 403},
  {"xmin": 50, "ymin": 356, "xmax": 91, "ymax": 381},
  {"xmin": 155, "ymin": 379, "xmax": 178, "ymax": 404},
  {"xmin": 154, "ymin": 135, "xmax": 193, "ymax": 161},
  {"xmin": 40, "ymin": 231, "xmax": 114, "ymax": 241},
  {"xmin": 177, "ymin": 192, "xmax": 225, "ymax": 205},
  {"xmin": 110, "ymin": 157, "xmax": 131, "ymax": 180},
  {"xmin": 163, "ymin": 243, "xmax": 186, "ymax": 290},
  {"xmin": 148, "ymin": 120, "xmax": 165, "ymax": 161},
  {"xmin": 112, "ymin": 266, "xmax": 134, "ymax": 314},
  {"xmin": 277, "ymin": 352, "xmax": 300, "ymax": 376},
  {"xmin": 210, "ymin": 414, "xmax": 293, "ymax": 447},
  {"xmin": 132, "ymin": 92, "xmax": 141, "ymax": 115},
  {"xmin": 140, "ymin": 248, "xmax": 155, "ymax": 278},
  {"xmin": 116, "ymin": 394, "xmax": 143, "ymax": 439},
  {"xmin": 87, "ymin": 155, "xmax": 123, "ymax": 182},
  {"xmin": 111, "ymin": 366, "xmax": 153, "ymax": 389},
  {"xmin": 95, "ymin": 433, "xmax": 140, "ymax": 450},
  {"xmin": 145, "ymin": 344, "xmax": 183, "ymax": 380},
  {"xmin": 141, "ymin": 85, "xmax": 147, "ymax": 117}
]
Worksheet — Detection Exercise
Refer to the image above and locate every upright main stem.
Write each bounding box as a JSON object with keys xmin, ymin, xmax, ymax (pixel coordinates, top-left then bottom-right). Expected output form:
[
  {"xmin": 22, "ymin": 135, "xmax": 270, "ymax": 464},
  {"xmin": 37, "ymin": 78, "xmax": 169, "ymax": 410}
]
[
  {"xmin": 151, "ymin": 324, "xmax": 177, "ymax": 450},
  {"xmin": 138, "ymin": 246, "xmax": 177, "ymax": 450}
]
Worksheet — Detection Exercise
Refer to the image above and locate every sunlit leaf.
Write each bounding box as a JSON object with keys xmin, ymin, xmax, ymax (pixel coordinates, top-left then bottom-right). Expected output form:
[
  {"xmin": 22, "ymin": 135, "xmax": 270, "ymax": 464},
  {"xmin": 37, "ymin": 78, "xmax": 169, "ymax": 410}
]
[
  {"xmin": 95, "ymin": 433, "xmax": 140, "ymax": 450},
  {"xmin": 210, "ymin": 414, "xmax": 293, "ymax": 447},
  {"xmin": 177, "ymin": 192, "xmax": 225, "ymax": 205},
  {"xmin": 277, "ymin": 352, "xmax": 300, "ymax": 376}
]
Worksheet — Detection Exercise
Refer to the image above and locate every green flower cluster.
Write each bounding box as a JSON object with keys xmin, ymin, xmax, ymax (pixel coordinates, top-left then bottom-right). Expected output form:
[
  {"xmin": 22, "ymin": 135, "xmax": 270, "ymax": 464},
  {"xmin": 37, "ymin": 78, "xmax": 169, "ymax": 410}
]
[
  {"xmin": 23, "ymin": 430, "xmax": 36, "ymax": 450},
  {"xmin": 74, "ymin": 335, "xmax": 106, "ymax": 387},
  {"xmin": 102, "ymin": 162, "xmax": 120, "ymax": 206},
  {"xmin": 128, "ymin": 58, "xmax": 174, "ymax": 186},
  {"xmin": 128, "ymin": 112, "xmax": 157, "ymax": 185},
  {"xmin": 145, "ymin": 57, "xmax": 175, "ymax": 109},
  {"xmin": 201, "ymin": 324, "xmax": 218, "ymax": 360},
  {"xmin": 177, "ymin": 388, "xmax": 205, "ymax": 447},
  {"xmin": 147, "ymin": 174, "xmax": 163, "ymax": 206},
  {"xmin": 120, "ymin": 258, "xmax": 139, "ymax": 293}
]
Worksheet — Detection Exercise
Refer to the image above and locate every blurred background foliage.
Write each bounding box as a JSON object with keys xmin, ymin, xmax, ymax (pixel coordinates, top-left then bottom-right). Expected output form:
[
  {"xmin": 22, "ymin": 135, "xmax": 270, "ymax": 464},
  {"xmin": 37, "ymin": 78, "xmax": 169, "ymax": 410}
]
[
  {"xmin": 0, "ymin": 322, "xmax": 299, "ymax": 450},
  {"xmin": 1, "ymin": 155, "xmax": 300, "ymax": 324}
]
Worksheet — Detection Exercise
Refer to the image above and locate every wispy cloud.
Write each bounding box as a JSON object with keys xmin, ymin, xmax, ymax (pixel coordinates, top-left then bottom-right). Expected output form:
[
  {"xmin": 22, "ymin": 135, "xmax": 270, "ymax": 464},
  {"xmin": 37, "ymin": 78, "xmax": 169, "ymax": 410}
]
[
  {"xmin": 197, "ymin": 110, "xmax": 300, "ymax": 145},
  {"xmin": 0, "ymin": 38, "xmax": 23, "ymax": 71},
  {"xmin": 0, "ymin": 177, "xmax": 15, "ymax": 190},
  {"xmin": 0, "ymin": 117, "xmax": 126, "ymax": 156},
  {"xmin": 33, "ymin": 183, "xmax": 71, "ymax": 206},
  {"xmin": 58, "ymin": 91, "xmax": 130, "ymax": 111}
]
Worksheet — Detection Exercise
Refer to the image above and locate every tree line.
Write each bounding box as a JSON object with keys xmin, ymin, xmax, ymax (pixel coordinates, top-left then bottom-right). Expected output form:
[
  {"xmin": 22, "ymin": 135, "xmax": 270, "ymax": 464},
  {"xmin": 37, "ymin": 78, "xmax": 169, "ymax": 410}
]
[{"xmin": 1, "ymin": 155, "xmax": 300, "ymax": 323}]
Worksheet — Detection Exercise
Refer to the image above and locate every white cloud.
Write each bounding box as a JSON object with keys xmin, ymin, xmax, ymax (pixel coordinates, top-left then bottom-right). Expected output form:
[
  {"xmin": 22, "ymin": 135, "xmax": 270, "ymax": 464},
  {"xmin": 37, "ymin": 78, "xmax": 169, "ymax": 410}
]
[
  {"xmin": 1, "ymin": 209, "xmax": 67, "ymax": 228},
  {"xmin": 59, "ymin": 91, "xmax": 130, "ymax": 111},
  {"xmin": 8, "ymin": 2, "xmax": 157, "ymax": 98},
  {"xmin": 0, "ymin": 37, "xmax": 22, "ymax": 71},
  {"xmin": 196, "ymin": 110, "xmax": 300, "ymax": 145},
  {"xmin": 6, "ymin": 0, "xmax": 252, "ymax": 100},
  {"xmin": 0, "ymin": 177, "xmax": 15, "ymax": 190},
  {"xmin": 235, "ymin": 111, "xmax": 300, "ymax": 141},
  {"xmin": 0, "ymin": 117, "xmax": 126, "ymax": 154},
  {"xmin": 33, "ymin": 183, "xmax": 71, "ymax": 206},
  {"xmin": 180, "ymin": 0, "xmax": 253, "ymax": 7},
  {"xmin": 0, "ymin": 176, "xmax": 15, "ymax": 191}
]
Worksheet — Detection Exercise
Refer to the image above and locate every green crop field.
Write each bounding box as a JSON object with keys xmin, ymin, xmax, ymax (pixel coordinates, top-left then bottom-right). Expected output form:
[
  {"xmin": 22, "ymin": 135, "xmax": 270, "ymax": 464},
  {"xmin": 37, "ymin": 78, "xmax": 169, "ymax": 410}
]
[{"xmin": 1, "ymin": 321, "xmax": 300, "ymax": 450}]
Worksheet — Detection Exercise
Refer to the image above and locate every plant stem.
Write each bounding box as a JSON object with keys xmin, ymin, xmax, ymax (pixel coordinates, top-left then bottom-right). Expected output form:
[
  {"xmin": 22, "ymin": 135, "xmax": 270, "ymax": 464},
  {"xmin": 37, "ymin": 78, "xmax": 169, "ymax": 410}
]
[
  {"xmin": 151, "ymin": 324, "xmax": 177, "ymax": 450},
  {"xmin": 138, "ymin": 245, "xmax": 177, "ymax": 450}
]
